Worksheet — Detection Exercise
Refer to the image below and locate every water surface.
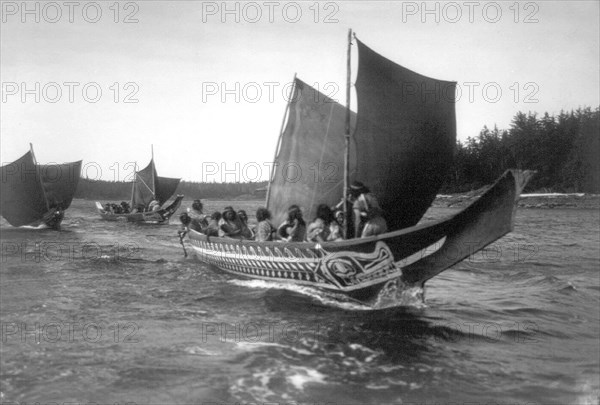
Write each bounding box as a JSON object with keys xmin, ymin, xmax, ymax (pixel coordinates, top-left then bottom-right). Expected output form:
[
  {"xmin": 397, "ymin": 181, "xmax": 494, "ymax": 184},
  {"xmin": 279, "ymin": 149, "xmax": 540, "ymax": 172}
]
[{"xmin": 1, "ymin": 200, "xmax": 598, "ymax": 404}]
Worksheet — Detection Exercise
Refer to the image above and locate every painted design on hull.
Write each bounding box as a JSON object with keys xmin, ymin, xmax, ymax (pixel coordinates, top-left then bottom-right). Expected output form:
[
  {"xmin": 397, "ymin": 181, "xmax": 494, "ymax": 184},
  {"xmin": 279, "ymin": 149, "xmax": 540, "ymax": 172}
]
[
  {"xmin": 190, "ymin": 238, "xmax": 403, "ymax": 292},
  {"xmin": 318, "ymin": 242, "xmax": 397, "ymax": 288}
]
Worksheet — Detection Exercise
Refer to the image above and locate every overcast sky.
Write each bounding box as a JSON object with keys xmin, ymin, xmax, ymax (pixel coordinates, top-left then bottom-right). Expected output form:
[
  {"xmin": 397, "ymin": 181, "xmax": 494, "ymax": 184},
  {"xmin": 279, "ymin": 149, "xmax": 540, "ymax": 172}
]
[{"xmin": 1, "ymin": 1, "xmax": 598, "ymax": 182}]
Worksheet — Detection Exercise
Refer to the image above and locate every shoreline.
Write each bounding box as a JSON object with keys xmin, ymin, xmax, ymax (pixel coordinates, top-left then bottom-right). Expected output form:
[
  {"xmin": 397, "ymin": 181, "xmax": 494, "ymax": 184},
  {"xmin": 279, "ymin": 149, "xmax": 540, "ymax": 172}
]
[{"xmin": 432, "ymin": 192, "xmax": 600, "ymax": 210}]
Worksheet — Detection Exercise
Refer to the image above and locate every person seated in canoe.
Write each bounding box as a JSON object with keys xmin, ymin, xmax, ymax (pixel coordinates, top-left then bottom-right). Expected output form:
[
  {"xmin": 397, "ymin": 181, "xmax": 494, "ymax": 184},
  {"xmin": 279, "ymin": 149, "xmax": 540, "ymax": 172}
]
[
  {"xmin": 131, "ymin": 203, "xmax": 145, "ymax": 214},
  {"xmin": 46, "ymin": 203, "xmax": 65, "ymax": 228},
  {"xmin": 187, "ymin": 199, "xmax": 209, "ymax": 231},
  {"xmin": 333, "ymin": 209, "xmax": 346, "ymax": 239},
  {"xmin": 306, "ymin": 204, "xmax": 343, "ymax": 243},
  {"xmin": 204, "ymin": 211, "xmax": 221, "ymax": 237},
  {"xmin": 218, "ymin": 206, "xmax": 245, "ymax": 239},
  {"xmin": 120, "ymin": 201, "xmax": 131, "ymax": 214},
  {"xmin": 111, "ymin": 203, "xmax": 122, "ymax": 214},
  {"xmin": 277, "ymin": 205, "xmax": 306, "ymax": 242},
  {"xmin": 237, "ymin": 209, "xmax": 254, "ymax": 239},
  {"xmin": 255, "ymin": 207, "xmax": 276, "ymax": 242},
  {"xmin": 179, "ymin": 212, "xmax": 191, "ymax": 234},
  {"xmin": 148, "ymin": 198, "xmax": 161, "ymax": 212},
  {"xmin": 237, "ymin": 209, "xmax": 248, "ymax": 225},
  {"xmin": 103, "ymin": 203, "xmax": 112, "ymax": 213}
]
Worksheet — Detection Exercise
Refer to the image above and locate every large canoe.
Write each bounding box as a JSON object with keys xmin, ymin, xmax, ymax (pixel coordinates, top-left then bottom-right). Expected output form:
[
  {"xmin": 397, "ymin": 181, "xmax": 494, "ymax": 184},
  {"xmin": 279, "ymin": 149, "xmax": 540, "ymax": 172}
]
[{"xmin": 183, "ymin": 32, "xmax": 533, "ymax": 305}]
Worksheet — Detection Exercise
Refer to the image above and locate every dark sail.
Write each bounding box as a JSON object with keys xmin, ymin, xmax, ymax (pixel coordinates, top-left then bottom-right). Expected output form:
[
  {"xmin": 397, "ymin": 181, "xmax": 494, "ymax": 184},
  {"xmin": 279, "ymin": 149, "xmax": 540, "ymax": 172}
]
[
  {"xmin": 41, "ymin": 161, "xmax": 82, "ymax": 210},
  {"xmin": 155, "ymin": 176, "xmax": 180, "ymax": 206},
  {"xmin": 268, "ymin": 78, "xmax": 356, "ymax": 226},
  {"xmin": 132, "ymin": 160, "xmax": 180, "ymax": 207},
  {"xmin": 353, "ymin": 39, "xmax": 456, "ymax": 231},
  {"xmin": 0, "ymin": 151, "xmax": 48, "ymax": 226},
  {"xmin": 132, "ymin": 160, "xmax": 156, "ymax": 208}
]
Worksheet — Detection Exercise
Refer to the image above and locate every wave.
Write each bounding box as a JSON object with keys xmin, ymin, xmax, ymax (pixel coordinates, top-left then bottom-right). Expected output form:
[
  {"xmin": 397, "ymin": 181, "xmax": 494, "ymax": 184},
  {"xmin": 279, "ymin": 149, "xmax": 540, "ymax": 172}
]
[
  {"xmin": 229, "ymin": 279, "xmax": 372, "ymax": 311},
  {"xmin": 228, "ymin": 278, "xmax": 428, "ymax": 311}
]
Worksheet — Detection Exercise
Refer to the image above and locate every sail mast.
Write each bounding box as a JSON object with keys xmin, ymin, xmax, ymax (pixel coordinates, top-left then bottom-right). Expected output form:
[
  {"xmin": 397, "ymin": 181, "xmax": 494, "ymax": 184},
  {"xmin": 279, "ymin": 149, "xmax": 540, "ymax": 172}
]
[
  {"xmin": 266, "ymin": 73, "xmax": 296, "ymax": 209},
  {"xmin": 129, "ymin": 162, "xmax": 136, "ymax": 205},
  {"xmin": 343, "ymin": 29, "xmax": 352, "ymax": 237},
  {"xmin": 151, "ymin": 144, "xmax": 155, "ymax": 197},
  {"xmin": 30, "ymin": 143, "xmax": 49, "ymax": 210}
]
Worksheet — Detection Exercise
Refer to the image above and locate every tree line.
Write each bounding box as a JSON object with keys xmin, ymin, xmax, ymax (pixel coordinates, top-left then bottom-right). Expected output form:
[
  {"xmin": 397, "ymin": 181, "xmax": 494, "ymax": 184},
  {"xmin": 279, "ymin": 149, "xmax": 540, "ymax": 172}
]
[
  {"xmin": 74, "ymin": 106, "xmax": 599, "ymax": 200},
  {"xmin": 442, "ymin": 107, "xmax": 599, "ymax": 193},
  {"xmin": 74, "ymin": 178, "xmax": 268, "ymax": 201}
]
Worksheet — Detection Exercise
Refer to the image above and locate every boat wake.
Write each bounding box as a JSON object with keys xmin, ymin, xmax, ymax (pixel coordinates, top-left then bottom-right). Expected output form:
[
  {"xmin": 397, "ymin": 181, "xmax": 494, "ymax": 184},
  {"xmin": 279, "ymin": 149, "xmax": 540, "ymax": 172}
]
[
  {"xmin": 229, "ymin": 279, "xmax": 370, "ymax": 310},
  {"xmin": 371, "ymin": 278, "xmax": 426, "ymax": 310},
  {"xmin": 229, "ymin": 278, "xmax": 425, "ymax": 311}
]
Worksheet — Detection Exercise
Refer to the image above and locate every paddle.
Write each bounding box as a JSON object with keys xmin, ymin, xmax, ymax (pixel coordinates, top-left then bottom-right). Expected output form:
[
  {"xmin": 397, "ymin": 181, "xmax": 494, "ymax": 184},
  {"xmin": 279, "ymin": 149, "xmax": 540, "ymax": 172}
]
[
  {"xmin": 178, "ymin": 212, "xmax": 192, "ymax": 258},
  {"xmin": 178, "ymin": 229, "xmax": 188, "ymax": 258}
]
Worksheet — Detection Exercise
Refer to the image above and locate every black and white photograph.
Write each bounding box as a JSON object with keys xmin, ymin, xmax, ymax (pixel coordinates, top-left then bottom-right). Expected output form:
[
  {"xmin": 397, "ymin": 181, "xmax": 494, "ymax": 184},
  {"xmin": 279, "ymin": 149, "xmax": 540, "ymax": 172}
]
[{"xmin": 1, "ymin": 1, "xmax": 599, "ymax": 404}]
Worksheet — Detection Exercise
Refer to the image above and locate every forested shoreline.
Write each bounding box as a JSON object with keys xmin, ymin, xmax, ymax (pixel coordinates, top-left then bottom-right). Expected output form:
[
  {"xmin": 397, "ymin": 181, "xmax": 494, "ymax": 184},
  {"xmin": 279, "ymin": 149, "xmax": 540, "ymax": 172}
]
[
  {"xmin": 441, "ymin": 107, "xmax": 599, "ymax": 193},
  {"xmin": 74, "ymin": 107, "xmax": 599, "ymax": 200},
  {"xmin": 74, "ymin": 179, "xmax": 268, "ymax": 201}
]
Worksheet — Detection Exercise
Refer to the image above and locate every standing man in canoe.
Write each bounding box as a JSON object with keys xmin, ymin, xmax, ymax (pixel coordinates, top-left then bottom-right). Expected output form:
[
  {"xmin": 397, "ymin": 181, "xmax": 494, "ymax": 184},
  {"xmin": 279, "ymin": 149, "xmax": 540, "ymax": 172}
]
[{"xmin": 348, "ymin": 181, "xmax": 387, "ymax": 238}]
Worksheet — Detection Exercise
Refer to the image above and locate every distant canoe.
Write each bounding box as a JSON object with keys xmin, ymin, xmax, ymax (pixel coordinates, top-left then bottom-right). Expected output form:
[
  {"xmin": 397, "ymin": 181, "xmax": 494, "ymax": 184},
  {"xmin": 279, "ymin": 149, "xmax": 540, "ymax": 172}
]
[
  {"xmin": 96, "ymin": 148, "xmax": 183, "ymax": 224},
  {"xmin": 0, "ymin": 144, "xmax": 81, "ymax": 230},
  {"xmin": 95, "ymin": 196, "xmax": 183, "ymax": 224},
  {"xmin": 253, "ymin": 187, "xmax": 268, "ymax": 198}
]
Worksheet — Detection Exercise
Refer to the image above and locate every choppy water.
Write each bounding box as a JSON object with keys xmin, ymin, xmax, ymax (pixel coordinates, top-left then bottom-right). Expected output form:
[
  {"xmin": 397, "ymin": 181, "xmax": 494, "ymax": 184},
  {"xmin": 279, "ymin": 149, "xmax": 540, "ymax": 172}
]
[{"xmin": 1, "ymin": 199, "xmax": 598, "ymax": 404}]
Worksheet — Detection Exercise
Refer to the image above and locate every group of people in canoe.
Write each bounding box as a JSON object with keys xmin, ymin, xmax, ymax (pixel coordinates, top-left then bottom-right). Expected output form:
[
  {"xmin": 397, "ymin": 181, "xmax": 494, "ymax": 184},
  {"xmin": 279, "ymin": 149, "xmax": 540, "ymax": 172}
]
[
  {"xmin": 102, "ymin": 197, "xmax": 162, "ymax": 215},
  {"xmin": 179, "ymin": 181, "xmax": 387, "ymax": 242}
]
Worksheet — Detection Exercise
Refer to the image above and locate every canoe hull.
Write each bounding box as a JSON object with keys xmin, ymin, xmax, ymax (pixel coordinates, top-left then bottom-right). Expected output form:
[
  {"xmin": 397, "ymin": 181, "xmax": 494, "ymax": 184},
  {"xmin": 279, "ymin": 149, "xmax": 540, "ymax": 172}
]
[
  {"xmin": 10, "ymin": 209, "xmax": 65, "ymax": 230},
  {"xmin": 189, "ymin": 235, "xmax": 405, "ymax": 302}
]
